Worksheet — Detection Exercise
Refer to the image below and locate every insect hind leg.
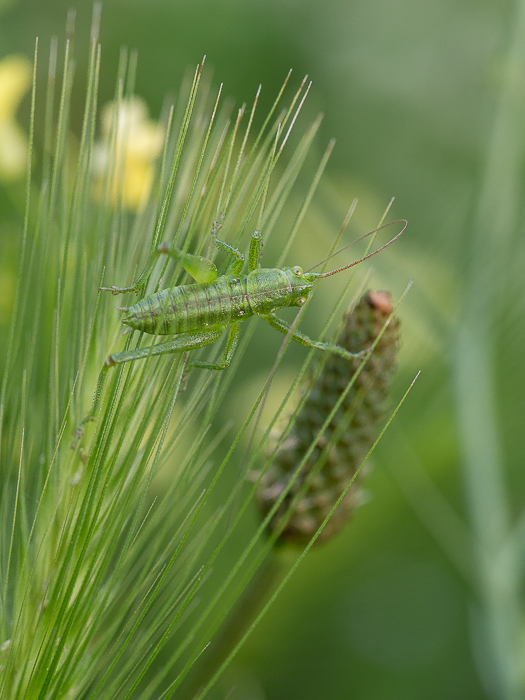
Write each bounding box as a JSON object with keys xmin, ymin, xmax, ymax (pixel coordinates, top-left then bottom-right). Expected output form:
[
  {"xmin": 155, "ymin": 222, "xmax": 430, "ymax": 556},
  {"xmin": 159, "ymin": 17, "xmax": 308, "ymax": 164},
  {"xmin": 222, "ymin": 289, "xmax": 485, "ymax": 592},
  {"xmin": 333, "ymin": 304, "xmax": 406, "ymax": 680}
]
[
  {"xmin": 71, "ymin": 326, "xmax": 228, "ymax": 448},
  {"xmin": 105, "ymin": 327, "xmax": 226, "ymax": 367}
]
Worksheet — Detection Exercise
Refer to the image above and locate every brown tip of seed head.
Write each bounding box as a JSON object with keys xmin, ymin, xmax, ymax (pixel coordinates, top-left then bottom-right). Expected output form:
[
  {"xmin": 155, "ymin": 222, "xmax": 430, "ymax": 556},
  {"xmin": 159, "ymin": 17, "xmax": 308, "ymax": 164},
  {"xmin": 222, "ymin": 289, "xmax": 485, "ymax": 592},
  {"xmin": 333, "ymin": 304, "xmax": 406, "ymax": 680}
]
[{"xmin": 366, "ymin": 290, "xmax": 393, "ymax": 315}]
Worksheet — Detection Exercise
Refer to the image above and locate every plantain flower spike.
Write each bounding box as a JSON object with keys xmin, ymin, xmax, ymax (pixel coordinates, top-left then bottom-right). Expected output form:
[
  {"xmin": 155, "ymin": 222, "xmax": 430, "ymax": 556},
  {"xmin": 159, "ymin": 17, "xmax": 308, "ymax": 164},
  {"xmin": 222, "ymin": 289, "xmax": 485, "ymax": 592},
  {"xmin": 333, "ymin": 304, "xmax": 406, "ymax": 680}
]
[{"xmin": 257, "ymin": 290, "xmax": 399, "ymax": 546}]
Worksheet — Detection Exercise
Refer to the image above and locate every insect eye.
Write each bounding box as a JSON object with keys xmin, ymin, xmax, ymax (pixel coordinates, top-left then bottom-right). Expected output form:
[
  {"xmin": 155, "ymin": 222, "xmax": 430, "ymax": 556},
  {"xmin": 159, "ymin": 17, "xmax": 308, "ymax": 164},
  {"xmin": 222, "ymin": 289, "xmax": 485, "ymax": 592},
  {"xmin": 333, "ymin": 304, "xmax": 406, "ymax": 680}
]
[
  {"xmin": 292, "ymin": 266, "xmax": 303, "ymax": 277},
  {"xmin": 296, "ymin": 296, "xmax": 306, "ymax": 306}
]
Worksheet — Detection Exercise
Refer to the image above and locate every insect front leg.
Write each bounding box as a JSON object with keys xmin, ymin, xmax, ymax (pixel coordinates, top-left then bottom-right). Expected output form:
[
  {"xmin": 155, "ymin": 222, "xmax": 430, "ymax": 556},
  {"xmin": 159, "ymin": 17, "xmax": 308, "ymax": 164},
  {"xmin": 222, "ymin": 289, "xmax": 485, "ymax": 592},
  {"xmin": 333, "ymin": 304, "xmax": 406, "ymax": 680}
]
[
  {"xmin": 212, "ymin": 236, "xmax": 244, "ymax": 276},
  {"xmin": 248, "ymin": 230, "xmax": 262, "ymax": 271},
  {"xmin": 264, "ymin": 313, "xmax": 366, "ymax": 360},
  {"xmin": 100, "ymin": 242, "xmax": 219, "ymax": 294},
  {"xmin": 154, "ymin": 243, "xmax": 218, "ymax": 284},
  {"xmin": 99, "ymin": 248, "xmax": 160, "ymax": 295}
]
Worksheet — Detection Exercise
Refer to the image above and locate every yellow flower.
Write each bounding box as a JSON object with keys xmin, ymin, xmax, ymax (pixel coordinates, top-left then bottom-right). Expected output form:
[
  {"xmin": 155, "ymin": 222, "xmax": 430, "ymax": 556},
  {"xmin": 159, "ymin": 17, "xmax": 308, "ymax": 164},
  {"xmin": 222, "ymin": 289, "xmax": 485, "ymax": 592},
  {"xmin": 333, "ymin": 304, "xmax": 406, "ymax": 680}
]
[
  {"xmin": 92, "ymin": 97, "xmax": 164, "ymax": 211},
  {"xmin": 0, "ymin": 54, "xmax": 32, "ymax": 181}
]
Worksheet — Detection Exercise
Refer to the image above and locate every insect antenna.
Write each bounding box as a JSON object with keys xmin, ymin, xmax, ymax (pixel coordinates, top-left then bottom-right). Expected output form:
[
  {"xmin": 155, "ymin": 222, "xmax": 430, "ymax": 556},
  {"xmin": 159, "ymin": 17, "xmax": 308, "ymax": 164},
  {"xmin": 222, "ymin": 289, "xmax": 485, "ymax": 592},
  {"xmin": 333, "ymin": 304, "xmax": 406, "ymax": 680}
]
[{"xmin": 307, "ymin": 219, "xmax": 407, "ymax": 277}]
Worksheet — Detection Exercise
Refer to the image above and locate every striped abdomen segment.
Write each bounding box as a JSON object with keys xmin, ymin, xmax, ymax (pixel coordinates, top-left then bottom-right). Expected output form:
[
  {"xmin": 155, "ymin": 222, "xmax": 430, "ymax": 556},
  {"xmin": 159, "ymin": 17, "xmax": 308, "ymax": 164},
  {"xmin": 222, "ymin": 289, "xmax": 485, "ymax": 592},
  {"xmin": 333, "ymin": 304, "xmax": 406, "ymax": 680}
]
[{"xmin": 123, "ymin": 277, "xmax": 254, "ymax": 335}]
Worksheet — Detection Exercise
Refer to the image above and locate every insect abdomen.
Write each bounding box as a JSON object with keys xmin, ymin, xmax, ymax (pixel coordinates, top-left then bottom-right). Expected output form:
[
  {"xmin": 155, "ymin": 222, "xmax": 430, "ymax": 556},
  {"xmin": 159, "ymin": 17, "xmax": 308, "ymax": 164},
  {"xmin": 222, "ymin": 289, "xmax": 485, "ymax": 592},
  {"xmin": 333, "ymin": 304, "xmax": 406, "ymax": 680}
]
[{"xmin": 123, "ymin": 278, "xmax": 250, "ymax": 334}]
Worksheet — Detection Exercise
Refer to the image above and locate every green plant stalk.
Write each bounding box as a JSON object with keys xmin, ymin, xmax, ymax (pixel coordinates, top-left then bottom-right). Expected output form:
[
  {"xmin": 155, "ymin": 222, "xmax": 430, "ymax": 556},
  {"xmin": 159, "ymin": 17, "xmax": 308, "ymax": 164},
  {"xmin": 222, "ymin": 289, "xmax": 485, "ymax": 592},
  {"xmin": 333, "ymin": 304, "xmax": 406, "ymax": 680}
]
[{"xmin": 454, "ymin": 0, "xmax": 525, "ymax": 697}]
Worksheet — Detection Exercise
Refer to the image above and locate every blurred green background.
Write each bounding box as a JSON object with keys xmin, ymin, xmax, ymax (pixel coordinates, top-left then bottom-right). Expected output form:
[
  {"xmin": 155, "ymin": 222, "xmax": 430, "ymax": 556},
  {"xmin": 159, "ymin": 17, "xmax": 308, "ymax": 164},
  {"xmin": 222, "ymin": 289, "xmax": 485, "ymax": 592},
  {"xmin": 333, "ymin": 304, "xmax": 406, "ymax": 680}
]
[{"xmin": 1, "ymin": 0, "xmax": 524, "ymax": 698}]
